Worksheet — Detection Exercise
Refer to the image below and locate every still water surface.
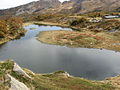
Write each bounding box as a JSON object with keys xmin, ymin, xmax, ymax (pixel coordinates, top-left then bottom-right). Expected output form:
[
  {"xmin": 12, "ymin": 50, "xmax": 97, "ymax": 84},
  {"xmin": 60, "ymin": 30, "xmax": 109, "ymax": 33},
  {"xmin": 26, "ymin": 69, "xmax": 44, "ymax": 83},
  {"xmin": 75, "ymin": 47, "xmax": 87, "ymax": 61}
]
[{"xmin": 0, "ymin": 24, "xmax": 120, "ymax": 80}]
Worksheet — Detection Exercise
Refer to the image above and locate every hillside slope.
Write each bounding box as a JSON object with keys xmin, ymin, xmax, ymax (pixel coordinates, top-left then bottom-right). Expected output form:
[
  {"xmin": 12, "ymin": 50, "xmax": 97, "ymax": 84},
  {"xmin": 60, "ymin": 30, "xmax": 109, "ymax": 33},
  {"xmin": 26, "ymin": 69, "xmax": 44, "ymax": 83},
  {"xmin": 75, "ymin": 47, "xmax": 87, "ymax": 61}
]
[{"xmin": 0, "ymin": 0, "xmax": 120, "ymax": 19}]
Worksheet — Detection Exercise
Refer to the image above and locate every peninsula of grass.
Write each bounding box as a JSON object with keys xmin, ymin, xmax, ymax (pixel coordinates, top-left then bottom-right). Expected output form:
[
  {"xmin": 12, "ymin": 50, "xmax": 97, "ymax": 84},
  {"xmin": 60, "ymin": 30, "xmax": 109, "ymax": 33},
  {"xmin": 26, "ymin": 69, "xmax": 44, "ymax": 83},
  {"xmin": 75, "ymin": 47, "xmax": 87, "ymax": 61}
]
[{"xmin": 37, "ymin": 30, "xmax": 120, "ymax": 51}]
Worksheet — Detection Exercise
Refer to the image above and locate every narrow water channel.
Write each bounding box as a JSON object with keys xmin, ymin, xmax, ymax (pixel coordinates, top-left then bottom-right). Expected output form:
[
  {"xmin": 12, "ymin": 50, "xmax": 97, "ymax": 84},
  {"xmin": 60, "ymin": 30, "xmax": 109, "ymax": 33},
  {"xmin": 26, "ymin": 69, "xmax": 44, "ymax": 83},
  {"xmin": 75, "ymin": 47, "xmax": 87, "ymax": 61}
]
[{"xmin": 0, "ymin": 24, "xmax": 120, "ymax": 80}]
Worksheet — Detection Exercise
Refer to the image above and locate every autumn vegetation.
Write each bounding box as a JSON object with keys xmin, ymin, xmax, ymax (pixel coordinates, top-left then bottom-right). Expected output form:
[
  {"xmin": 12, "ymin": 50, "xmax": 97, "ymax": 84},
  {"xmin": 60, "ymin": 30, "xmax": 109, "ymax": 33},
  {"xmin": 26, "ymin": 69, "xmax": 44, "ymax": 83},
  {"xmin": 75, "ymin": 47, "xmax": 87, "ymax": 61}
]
[
  {"xmin": 82, "ymin": 12, "xmax": 120, "ymax": 18},
  {"xmin": 0, "ymin": 11, "xmax": 120, "ymax": 89},
  {"xmin": 85, "ymin": 12, "xmax": 105, "ymax": 18},
  {"xmin": 34, "ymin": 12, "xmax": 120, "ymax": 51},
  {"xmin": 70, "ymin": 17, "xmax": 89, "ymax": 26},
  {"xmin": 0, "ymin": 20, "xmax": 7, "ymax": 38},
  {"xmin": 69, "ymin": 17, "xmax": 120, "ymax": 32},
  {"xmin": 0, "ymin": 17, "xmax": 25, "ymax": 41}
]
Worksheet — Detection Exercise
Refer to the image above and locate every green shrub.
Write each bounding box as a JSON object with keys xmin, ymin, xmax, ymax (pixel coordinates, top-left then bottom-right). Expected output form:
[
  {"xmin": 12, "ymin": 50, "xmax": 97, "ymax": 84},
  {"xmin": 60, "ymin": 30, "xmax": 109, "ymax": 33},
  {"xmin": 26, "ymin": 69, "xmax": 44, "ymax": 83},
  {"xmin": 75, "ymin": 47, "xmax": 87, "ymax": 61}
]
[
  {"xmin": 87, "ymin": 12, "xmax": 105, "ymax": 18},
  {"xmin": 70, "ymin": 18, "xmax": 89, "ymax": 26},
  {"xmin": 0, "ymin": 31, "xmax": 5, "ymax": 38}
]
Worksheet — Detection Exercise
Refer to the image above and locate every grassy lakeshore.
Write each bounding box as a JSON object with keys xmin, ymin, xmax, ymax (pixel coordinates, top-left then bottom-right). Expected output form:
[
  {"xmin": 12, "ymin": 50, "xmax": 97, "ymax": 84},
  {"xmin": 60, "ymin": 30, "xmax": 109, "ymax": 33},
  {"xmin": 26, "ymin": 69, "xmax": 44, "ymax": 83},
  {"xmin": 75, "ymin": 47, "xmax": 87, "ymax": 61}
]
[
  {"xmin": 26, "ymin": 15, "xmax": 120, "ymax": 51},
  {"xmin": 0, "ymin": 15, "xmax": 120, "ymax": 89},
  {"xmin": 24, "ymin": 20, "xmax": 120, "ymax": 52},
  {"xmin": 0, "ymin": 60, "xmax": 116, "ymax": 90},
  {"xmin": 37, "ymin": 30, "xmax": 120, "ymax": 52}
]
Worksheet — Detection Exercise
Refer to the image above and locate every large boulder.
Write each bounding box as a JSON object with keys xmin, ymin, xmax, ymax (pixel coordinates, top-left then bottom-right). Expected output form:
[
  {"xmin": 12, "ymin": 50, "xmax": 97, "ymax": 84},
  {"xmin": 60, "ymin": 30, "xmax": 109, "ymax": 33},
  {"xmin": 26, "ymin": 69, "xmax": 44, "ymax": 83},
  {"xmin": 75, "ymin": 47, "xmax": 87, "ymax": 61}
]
[
  {"xmin": 13, "ymin": 63, "xmax": 31, "ymax": 78},
  {"xmin": 8, "ymin": 74, "xmax": 29, "ymax": 90}
]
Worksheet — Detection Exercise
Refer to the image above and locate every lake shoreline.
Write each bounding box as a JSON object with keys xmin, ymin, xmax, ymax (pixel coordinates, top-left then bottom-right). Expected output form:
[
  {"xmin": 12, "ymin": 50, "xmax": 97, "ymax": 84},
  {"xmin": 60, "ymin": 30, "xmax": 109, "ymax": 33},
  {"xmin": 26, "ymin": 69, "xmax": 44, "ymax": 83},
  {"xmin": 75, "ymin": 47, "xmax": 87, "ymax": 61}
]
[
  {"xmin": 1, "ymin": 23, "xmax": 119, "ymax": 89},
  {"xmin": 37, "ymin": 30, "xmax": 120, "ymax": 52},
  {"xmin": 0, "ymin": 30, "xmax": 26, "ymax": 45},
  {"xmin": 24, "ymin": 21, "xmax": 80, "ymax": 31},
  {"xmin": 24, "ymin": 21, "xmax": 120, "ymax": 52},
  {"xmin": 0, "ymin": 60, "xmax": 117, "ymax": 89}
]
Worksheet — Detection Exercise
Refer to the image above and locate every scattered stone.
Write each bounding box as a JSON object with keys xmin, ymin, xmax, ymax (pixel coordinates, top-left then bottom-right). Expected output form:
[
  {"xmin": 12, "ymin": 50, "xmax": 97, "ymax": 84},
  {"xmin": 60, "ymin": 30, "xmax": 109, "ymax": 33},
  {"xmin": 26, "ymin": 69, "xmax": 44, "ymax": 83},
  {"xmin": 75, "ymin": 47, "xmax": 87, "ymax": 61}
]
[
  {"xmin": 58, "ymin": 72, "xmax": 70, "ymax": 78},
  {"xmin": 62, "ymin": 72, "xmax": 70, "ymax": 77}
]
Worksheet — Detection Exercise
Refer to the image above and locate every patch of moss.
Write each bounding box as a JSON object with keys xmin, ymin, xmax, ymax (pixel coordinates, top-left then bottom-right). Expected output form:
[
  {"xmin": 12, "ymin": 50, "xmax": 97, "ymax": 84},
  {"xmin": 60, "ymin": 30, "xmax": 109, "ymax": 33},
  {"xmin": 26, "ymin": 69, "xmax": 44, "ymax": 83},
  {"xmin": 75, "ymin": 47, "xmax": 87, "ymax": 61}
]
[
  {"xmin": 54, "ymin": 71, "xmax": 65, "ymax": 74},
  {"xmin": 0, "ymin": 60, "xmax": 14, "ymax": 70}
]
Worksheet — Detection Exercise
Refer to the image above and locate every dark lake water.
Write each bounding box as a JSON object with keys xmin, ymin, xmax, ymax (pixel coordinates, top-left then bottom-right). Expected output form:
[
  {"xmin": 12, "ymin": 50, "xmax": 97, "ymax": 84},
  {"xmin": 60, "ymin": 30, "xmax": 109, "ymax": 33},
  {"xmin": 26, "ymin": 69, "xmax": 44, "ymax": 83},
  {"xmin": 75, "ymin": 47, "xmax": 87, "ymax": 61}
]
[{"xmin": 0, "ymin": 24, "xmax": 120, "ymax": 80}]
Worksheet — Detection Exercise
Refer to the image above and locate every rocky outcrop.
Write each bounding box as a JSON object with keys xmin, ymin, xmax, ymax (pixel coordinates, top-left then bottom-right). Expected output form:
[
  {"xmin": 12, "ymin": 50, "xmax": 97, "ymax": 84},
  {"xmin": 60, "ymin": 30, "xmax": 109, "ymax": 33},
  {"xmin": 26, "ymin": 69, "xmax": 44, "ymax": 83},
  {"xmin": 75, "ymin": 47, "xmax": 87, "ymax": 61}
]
[
  {"xmin": 7, "ymin": 74, "xmax": 29, "ymax": 90},
  {"xmin": 0, "ymin": 0, "xmax": 120, "ymax": 19},
  {"xmin": 61, "ymin": 0, "xmax": 120, "ymax": 14},
  {"xmin": 0, "ymin": 0, "xmax": 61, "ymax": 19},
  {"xmin": 13, "ymin": 63, "xmax": 31, "ymax": 79},
  {"xmin": 59, "ymin": 72, "xmax": 70, "ymax": 78}
]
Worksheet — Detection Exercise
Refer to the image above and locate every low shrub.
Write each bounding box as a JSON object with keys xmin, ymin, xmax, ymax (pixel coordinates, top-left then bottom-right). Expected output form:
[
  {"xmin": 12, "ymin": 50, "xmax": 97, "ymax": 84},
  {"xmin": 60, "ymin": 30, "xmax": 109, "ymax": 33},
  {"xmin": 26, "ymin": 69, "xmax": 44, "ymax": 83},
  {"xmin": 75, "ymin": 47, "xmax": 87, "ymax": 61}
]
[
  {"xmin": 0, "ymin": 31, "xmax": 5, "ymax": 38},
  {"xmin": 70, "ymin": 18, "xmax": 89, "ymax": 26}
]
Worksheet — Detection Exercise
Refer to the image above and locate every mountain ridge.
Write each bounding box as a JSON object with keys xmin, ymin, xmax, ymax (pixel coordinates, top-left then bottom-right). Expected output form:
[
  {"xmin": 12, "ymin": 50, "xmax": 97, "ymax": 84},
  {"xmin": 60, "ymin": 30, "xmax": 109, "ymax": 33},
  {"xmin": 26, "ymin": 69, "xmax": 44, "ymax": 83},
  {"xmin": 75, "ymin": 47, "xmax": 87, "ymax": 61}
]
[{"xmin": 0, "ymin": 0, "xmax": 120, "ymax": 18}]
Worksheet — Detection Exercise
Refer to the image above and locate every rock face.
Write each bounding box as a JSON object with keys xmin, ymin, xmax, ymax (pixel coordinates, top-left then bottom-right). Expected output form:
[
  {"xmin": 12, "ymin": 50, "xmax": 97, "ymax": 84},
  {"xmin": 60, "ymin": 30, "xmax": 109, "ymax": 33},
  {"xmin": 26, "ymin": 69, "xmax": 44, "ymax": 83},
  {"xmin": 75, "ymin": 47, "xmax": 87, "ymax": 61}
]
[
  {"xmin": 0, "ymin": 0, "xmax": 120, "ymax": 18},
  {"xmin": 16, "ymin": 0, "xmax": 61, "ymax": 15},
  {"xmin": 13, "ymin": 63, "xmax": 31, "ymax": 78},
  {"xmin": 71, "ymin": 0, "xmax": 120, "ymax": 14},
  {"xmin": 8, "ymin": 74, "xmax": 29, "ymax": 90},
  {"xmin": 60, "ymin": 72, "xmax": 70, "ymax": 78},
  {"xmin": 0, "ymin": 0, "xmax": 61, "ymax": 19},
  {"xmin": 60, "ymin": 0, "xmax": 120, "ymax": 14}
]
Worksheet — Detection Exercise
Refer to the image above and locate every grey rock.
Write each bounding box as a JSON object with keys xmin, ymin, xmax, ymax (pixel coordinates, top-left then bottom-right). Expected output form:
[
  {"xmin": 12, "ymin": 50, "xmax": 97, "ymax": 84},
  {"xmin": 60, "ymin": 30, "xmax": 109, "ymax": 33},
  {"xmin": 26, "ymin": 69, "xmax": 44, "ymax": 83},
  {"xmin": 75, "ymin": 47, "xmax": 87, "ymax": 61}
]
[
  {"xmin": 13, "ymin": 63, "xmax": 31, "ymax": 78},
  {"xmin": 8, "ymin": 74, "xmax": 29, "ymax": 90}
]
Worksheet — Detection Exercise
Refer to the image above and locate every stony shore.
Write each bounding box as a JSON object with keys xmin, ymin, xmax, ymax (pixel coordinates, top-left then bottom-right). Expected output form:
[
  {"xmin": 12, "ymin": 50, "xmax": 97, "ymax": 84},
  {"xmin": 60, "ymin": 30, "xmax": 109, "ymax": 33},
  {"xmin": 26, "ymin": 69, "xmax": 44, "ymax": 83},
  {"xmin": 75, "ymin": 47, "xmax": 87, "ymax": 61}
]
[{"xmin": 0, "ymin": 60, "xmax": 117, "ymax": 90}]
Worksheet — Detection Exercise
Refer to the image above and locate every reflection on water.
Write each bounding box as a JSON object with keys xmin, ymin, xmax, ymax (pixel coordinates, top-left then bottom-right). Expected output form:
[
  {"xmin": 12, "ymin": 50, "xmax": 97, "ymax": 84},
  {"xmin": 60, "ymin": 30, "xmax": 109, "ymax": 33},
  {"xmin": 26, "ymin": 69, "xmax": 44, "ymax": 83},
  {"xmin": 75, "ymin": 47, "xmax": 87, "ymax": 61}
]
[{"xmin": 0, "ymin": 24, "xmax": 120, "ymax": 80}]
